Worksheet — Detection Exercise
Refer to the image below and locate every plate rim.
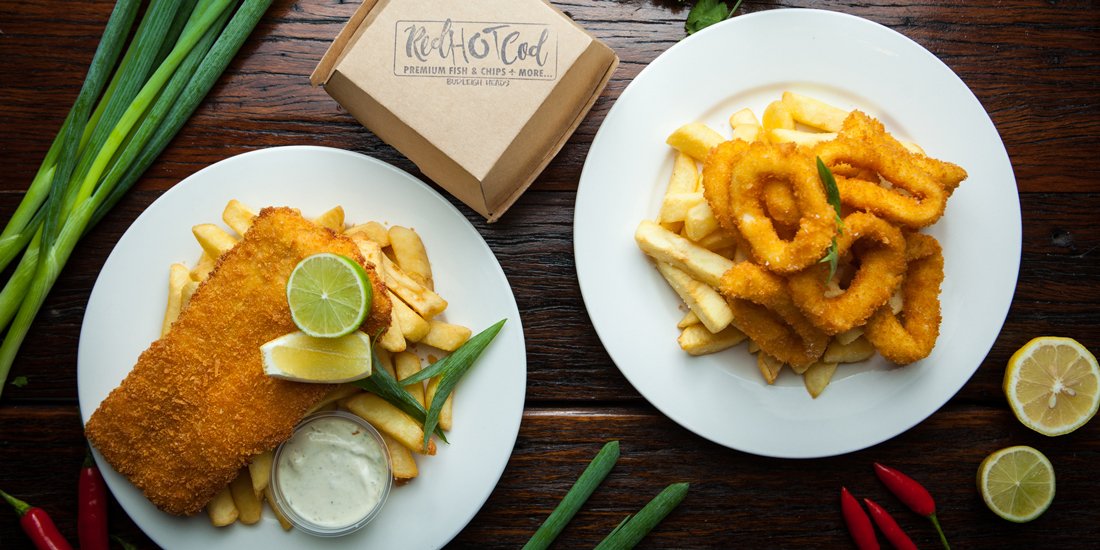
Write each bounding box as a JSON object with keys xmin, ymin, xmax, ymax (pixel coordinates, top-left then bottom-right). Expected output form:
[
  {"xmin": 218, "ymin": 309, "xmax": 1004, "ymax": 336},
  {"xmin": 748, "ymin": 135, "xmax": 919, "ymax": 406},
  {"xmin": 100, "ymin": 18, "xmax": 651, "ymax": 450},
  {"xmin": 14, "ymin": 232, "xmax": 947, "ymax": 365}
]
[
  {"xmin": 573, "ymin": 8, "xmax": 1021, "ymax": 458},
  {"xmin": 76, "ymin": 145, "xmax": 526, "ymax": 548}
]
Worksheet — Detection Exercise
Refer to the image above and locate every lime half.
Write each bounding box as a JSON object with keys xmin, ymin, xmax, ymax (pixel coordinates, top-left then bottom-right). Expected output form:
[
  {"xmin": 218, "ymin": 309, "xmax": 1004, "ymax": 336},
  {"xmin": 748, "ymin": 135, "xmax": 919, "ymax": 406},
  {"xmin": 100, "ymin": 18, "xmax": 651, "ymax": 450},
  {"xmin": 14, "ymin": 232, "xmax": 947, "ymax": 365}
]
[
  {"xmin": 287, "ymin": 253, "xmax": 372, "ymax": 338},
  {"xmin": 977, "ymin": 445, "xmax": 1055, "ymax": 523},
  {"xmin": 261, "ymin": 331, "xmax": 373, "ymax": 383}
]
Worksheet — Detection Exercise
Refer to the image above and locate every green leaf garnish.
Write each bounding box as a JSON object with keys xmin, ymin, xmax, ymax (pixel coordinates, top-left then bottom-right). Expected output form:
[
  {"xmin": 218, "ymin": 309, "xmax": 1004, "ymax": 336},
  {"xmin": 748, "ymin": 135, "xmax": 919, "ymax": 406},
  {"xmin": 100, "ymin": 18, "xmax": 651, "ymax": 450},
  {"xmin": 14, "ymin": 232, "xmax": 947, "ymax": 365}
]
[
  {"xmin": 400, "ymin": 318, "xmax": 507, "ymax": 449},
  {"xmin": 354, "ymin": 343, "xmax": 448, "ymax": 444},
  {"xmin": 684, "ymin": 0, "xmax": 744, "ymax": 35},
  {"xmin": 10, "ymin": 375, "xmax": 28, "ymax": 388},
  {"xmin": 816, "ymin": 157, "xmax": 844, "ymax": 283},
  {"xmin": 523, "ymin": 441, "xmax": 620, "ymax": 550}
]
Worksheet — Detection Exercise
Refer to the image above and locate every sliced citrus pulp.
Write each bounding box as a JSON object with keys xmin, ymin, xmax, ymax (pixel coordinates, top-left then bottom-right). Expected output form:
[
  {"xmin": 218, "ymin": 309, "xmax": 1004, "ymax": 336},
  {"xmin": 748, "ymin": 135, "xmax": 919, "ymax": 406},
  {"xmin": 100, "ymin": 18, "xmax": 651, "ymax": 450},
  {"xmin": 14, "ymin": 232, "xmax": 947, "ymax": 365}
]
[
  {"xmin": 977, "ymin": 445, "xmax": 1055, "ymax": 523},
  {"xmin": 286, "ymin": 253, "xmax": 372, "ymax": 338},
  {"xmin": 261, "ymin": 331, "xmax": 372, "ymax": 383},
  {"xmin": 1004, "ymin": 336, "xmax": 1099, "ymax": 436}
]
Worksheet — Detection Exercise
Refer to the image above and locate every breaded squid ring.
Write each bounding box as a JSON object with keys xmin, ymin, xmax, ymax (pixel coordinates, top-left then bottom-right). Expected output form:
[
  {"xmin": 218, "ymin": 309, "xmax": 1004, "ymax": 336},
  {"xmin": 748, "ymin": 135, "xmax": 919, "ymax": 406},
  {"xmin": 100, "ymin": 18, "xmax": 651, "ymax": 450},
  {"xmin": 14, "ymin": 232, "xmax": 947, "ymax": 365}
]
[
  {"xmin": 713, "ymin": 141, "xmax": 835, "ymax": 273},
  {"xmin": 719, "ymin": 262, "xmax": 828, "ymax": 367},
  {"xmin": 787, "ymin": 212, "xmax": 907, "ymax": 335},
  {"xmin": 702, "ymin": 139, "xmax": 751, "ymax": 234},
  {"xmin": 816, "ymin": 112, "xmax": 955, "ymax": 229},
  {"xmin": 864, "ymin": 233, "xmax": 944, "ymax": 365}
]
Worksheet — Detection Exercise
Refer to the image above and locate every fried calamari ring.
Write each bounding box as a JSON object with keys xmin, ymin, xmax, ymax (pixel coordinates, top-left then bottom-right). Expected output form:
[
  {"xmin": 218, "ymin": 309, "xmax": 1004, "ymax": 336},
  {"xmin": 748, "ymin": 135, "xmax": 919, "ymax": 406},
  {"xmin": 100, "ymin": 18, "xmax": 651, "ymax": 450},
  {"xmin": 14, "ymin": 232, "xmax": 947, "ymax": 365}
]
[
  {"xmin": 864, "ymin": 233, "xmax": 944, "ymax": 365},
  {"xmin": 816, "ymin": 111, "xmax": 956, "ymax": 229},
  {"xmin": 787, "ymin": 212, "xmax": 907, "ymax": 335},
  {"xmin": 718, "ymin": 262, "xmax": 828, "ymax": 367},
  {"xmin": 762, "ymin": 179, "xmax": 801, "ymax": 239},
  {"xmin": 706, "ymin": 141, "xmax": 835, "ymax": 273},
  {"xmin": 702, "ymin": 139, "xmax": 751, "ymax": 234}
]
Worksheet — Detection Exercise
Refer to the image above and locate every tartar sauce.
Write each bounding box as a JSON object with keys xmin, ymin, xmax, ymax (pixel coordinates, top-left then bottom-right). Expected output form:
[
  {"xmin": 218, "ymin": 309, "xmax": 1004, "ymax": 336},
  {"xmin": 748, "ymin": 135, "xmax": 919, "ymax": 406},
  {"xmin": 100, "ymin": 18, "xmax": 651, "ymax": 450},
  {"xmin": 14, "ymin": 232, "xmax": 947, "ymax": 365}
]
[{"xmin": 274, "ymin": 413, "xmax": 390, "ymax": 533}]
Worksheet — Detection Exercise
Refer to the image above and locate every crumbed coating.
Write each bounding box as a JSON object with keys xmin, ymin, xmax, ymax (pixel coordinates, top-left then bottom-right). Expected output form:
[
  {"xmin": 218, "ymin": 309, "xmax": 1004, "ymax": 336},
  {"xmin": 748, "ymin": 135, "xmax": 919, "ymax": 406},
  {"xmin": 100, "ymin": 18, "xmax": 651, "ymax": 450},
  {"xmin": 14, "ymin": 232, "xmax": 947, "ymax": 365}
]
[{"xmin": 85, "ymin": 207, "xmax": 391, "ymax": 516}]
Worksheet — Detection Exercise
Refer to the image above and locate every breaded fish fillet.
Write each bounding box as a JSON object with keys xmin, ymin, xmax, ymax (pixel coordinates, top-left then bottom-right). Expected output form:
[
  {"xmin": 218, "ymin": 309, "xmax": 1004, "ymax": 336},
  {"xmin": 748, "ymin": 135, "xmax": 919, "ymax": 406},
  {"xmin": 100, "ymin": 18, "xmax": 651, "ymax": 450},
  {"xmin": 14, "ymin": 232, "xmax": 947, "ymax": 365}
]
[{"xmin": 85, "ymin": 207, "xmax": 391, "ymax": 516}]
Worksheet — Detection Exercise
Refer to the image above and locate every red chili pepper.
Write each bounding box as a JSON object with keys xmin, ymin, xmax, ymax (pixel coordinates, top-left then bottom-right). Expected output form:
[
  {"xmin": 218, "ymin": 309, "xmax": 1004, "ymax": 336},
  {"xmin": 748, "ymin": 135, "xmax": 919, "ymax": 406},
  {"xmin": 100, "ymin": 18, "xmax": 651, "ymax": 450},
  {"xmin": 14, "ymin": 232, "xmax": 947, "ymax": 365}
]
[
  {"xmin": 0, "ymin": 489, "xmax": 73, "ymax": 550},
  {"xmin": 864, "ymin": 498, "xmax": 917, "ymax": 550},
  {"xmin": 873, "ymin": 463, "xmax": 950, "ymax": 549},
  {"xmin": 79, "ymin": 452, "xmax": 109, "ymax": 550},
  {"xmin": 840, "ymin": 487, "xmax": 879, "ymax": 550}
]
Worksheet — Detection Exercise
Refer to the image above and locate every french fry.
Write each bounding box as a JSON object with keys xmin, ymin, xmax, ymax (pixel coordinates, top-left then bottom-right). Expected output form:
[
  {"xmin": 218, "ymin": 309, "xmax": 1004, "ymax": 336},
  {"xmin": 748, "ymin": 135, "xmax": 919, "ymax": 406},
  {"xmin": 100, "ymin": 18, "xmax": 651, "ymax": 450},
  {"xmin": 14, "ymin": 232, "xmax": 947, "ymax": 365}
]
[
  {"xmin": 374, "ymin": 347, "xmax": 396, "ymax": 377},
  {"xmin": 420, "ymin": 320, "xmax": 471, "ymax": 352},
  {"xmin": 803, "ymin": 361, "xmax": 838, "ymax": 398},
  {"xmin": 162, "ymin": 263, "xmax": 190, "ymax": 336},
  {"xmin": 654, "ymin": 262, "xmax": 733, "ymax": 333},
  {"xmin": 729, "ymin": 108, "xmax": 763, "ymax": 142},
  {"xmin": 666, "ymin": 122, "xmax": 725, "ymax": 162},
  {"xmin": 263, "ymin": 486, "xmax": 293, "ymax": 531},
  {"xmin": 425, "ymin": 375, "xmax": 454, "ymax": 432},
  {"xmin": 380, "ymin": 431, "xmax": 418, "ymax": 480},
  {"xmin": 388, "ymin": 226, "xmax": 434, "ymax": 290},
  {"xmin": 835, "ymin": 327, "xmax": 865, "ymax": 346},
  {"xmin": 394, "ymin": 351, "xmax": 426, "ymax": 407},
  {"xmin": 678, "ymin": 324, "xmax": 746, "ymax": 355},
  {"xmin": 180, "ymin": 279, "xmax": 200, "ymax": 311},
  {"xmin": 382, "ymin": 255, "xmax": 448, "ymax": 319},
  {"xmin": 229, "ymin": 469, "xmax": 262, "ymax": 525},
  {"xmin": 192, "ymin": 223, "xmax": 238, "ymax": 259},
  {"xmin": 747, "ymin": 339, "xmax": 760, "ymax": 354},
  {"xmin": 389, "ymin": 290, "xmax": 431, "ymax": 342},
  {"xmin": 248, "ymin": 451, "xmax": 273, "ymax": 497},
  {"xmin": 677, "ymin": 310, "xmax": 700, "ymax": 329},
  {"xmin": 221, "ymin": 199, "xmax": 255, "ymax": 237},
  {"xmin": 694, "ymin": 228, "xmax": 739, "ymax": 251},
  {"xmin": 770, "ymin": 128, "xmax": 838, "ymax": 147},
  {"xmin": 342, "ymin": 393, "xmax": 436, "ymax": 455},
  {"xmin": 781, "ymin": 91, "xmax": 849, "ymax": 132},
  {"xmin": 757, "ymin": 353, "xmax": 784, "ymax": 385},
  {"xmin": 658, "ymin": 191, "xmax": 705, "ymax": 225},
  {"xmin": 684, "ymin": 200, "xmax": 719, "ymax": 241},
  {"xmin": 346, "ymin": 221, "xmax": 390, "ymax": 247},
  {"xmin": 379, "ymin": 305, "xmax": 407, "ymax": 352},
  {"xmin": 762, "ymin": 100, "xmax": 795, "ymax": 137},
  {"xmin": 729, "ymin": 107, "xmax": 759, "ymax": 127},
  {"xmin": 190, "ymin": 252, "xmax": 216, "ymax": 282},
  {"xmin": 635, "ymin": 220, "xmax": 733, "ymax": 287},
  {"xmin": 206, "ymin": 487, "xmax": 238, "ymax": 527},
  {"xmin": 823, "ymin": 337, "xmax": 876, "ymax": 363},
  {"xmin": 313, "ymin": 206, "xmax": 345, "ymax": 232},
  {"xmin": 667, "ymin": 152, "xmax": 699, "ymax": 194}
]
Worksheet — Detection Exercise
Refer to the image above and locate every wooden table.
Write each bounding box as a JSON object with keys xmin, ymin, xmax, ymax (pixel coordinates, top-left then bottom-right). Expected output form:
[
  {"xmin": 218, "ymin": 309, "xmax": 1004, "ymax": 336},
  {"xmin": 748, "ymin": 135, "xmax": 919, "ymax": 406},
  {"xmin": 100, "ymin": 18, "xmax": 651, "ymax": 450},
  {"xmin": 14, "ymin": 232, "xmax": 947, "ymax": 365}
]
[{"xmin": 2, "ymin": 1, "xmax": 1097, "ymax": 548}]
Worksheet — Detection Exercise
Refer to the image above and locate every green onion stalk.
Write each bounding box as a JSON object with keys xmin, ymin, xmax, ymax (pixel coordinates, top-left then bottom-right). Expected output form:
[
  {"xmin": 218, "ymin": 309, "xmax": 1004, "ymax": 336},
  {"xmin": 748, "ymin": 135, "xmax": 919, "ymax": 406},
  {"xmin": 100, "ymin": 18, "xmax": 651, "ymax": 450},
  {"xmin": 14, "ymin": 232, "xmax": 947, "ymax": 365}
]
[{"xmin": 0, "ymin": 0, "xmax": 275, "ymax": 397}]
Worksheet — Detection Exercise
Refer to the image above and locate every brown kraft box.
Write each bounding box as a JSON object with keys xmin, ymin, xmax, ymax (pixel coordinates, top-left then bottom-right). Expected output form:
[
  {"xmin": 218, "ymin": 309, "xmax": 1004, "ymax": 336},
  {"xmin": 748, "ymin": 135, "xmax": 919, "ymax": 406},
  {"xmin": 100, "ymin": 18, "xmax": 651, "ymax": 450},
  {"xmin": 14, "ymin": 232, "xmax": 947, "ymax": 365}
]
[{"xmin": 311, "ymin": 0, "xmax": 618, "ymax": 221}]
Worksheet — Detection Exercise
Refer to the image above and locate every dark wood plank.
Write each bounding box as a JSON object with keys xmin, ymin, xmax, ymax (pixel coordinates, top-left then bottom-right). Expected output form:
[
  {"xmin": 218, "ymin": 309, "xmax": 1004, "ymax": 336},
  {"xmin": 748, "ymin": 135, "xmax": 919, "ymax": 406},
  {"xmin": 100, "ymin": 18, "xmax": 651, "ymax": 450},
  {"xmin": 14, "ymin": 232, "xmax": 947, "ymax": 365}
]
[{"xmin": 2, "ymin": 406, "xmax": 1097, "ymax": 548}]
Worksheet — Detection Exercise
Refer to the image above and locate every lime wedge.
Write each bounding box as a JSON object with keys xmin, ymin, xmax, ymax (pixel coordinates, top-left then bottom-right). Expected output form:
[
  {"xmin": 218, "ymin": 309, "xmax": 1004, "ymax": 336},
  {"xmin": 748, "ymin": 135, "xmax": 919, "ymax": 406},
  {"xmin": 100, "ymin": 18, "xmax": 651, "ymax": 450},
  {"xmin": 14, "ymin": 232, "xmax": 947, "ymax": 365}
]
[
  {"xmin": 261, "ymin": 331, "xmax": 373, "ymax": 383},
  {"xmin": 287, "ymin": 253, "xmax": 372, "ymax": 338},
  {"xmin": 977, "ymin": 445, "xmax": 1055, "ymax": 523}
]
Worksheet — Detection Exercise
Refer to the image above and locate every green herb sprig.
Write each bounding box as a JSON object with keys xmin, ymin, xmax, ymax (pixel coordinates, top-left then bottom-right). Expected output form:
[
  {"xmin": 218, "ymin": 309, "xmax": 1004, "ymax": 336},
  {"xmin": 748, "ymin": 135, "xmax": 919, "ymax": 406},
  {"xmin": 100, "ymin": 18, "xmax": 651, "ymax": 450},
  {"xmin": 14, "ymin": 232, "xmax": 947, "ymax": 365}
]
[
  {"xmin": 400, "ymin": 319, "xmax": 507, "ymax": 449},
  {"xmin": 594, "ymin": 482, "xmax": 691, "ymax": 549},
  {"xmin": 684, "ymin": 0, "xmax": 744, "ymax": 35},
  {"xmin": 816, "ymin": 157, "xmax": 844, "ymax": 283}
]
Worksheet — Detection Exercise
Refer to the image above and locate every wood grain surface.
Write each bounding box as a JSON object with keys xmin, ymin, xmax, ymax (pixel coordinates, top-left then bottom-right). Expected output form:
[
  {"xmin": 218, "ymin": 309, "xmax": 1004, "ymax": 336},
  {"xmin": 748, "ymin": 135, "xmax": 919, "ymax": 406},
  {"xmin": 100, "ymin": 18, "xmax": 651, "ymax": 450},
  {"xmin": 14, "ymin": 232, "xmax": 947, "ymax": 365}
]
[{"xmin": 1, "ymin": 1, "xmax": 1098, "ymax": 548}]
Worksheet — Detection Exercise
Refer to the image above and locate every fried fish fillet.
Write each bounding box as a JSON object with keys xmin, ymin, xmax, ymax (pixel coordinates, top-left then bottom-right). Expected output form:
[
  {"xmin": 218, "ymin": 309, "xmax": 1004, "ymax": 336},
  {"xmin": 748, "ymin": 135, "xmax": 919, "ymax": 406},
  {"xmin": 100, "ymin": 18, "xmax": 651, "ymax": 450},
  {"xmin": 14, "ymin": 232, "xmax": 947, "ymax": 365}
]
[{"xmin": 85, "ymin": 207, "xmax": 391, "ymax": 516}]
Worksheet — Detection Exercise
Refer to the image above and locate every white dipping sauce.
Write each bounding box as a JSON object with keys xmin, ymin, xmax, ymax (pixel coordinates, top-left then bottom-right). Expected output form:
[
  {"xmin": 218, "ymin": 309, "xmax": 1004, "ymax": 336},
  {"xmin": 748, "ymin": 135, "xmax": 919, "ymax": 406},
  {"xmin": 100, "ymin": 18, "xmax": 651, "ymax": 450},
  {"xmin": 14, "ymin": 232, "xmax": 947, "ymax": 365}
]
[{"xmin": 275, "ymin": 415, "xmax": 389, "ymax": 529}]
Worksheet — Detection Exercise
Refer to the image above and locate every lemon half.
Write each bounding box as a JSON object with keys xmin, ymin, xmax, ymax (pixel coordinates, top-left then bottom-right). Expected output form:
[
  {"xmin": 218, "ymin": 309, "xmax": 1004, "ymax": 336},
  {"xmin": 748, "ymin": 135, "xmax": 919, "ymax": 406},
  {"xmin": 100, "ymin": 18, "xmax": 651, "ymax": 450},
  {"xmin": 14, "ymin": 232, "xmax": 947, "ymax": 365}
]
[{"xmin": 1004, "ymin": 336, "xmax": 1099, "ymax": 436}]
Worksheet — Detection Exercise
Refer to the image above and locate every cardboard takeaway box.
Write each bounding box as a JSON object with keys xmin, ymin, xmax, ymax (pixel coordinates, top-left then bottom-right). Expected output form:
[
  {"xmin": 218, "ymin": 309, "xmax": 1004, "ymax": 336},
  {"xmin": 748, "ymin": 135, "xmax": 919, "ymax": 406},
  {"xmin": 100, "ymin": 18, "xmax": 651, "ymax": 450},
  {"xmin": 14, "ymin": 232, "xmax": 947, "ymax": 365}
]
[{"xmin": 311, "ymin": 0, "xmax": 618, "ymax": 221}]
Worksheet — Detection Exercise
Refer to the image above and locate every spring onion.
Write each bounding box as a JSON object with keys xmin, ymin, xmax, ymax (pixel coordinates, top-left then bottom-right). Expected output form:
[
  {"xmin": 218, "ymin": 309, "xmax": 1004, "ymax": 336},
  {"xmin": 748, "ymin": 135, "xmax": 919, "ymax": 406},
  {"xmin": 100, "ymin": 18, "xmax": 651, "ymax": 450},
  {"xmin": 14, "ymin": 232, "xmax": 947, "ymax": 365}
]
[
  {"xmin": 399, "ymin": 318, "xmax": 507, "ymax": 449},
  {"xmin": 523, "ymin": 441, "xmax": 621, "ymax": 550},
  {"xmin": 594, "ymin": 482, "xmax": 690, "ymax": 550},
  {"xmin": 0, "ymin": 0, "xmax": 275, "ymax": 397},
  {"xmin": 354, "ymin": 346, "xmax": 448, "ymax": 443}
]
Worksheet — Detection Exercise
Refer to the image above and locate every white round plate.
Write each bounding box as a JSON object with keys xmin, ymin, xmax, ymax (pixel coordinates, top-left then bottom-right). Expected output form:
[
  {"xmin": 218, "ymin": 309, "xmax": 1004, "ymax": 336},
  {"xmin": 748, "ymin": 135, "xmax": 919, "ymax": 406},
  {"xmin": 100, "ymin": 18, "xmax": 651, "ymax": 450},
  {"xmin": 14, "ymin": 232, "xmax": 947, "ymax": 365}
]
[
  {"xmin": 78, "ymin": 146, "xmax": 526, "ymax": 548},
  {"xmin": 574, "ymin": 9, "xmax": 1019, "ymax": 458}
]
